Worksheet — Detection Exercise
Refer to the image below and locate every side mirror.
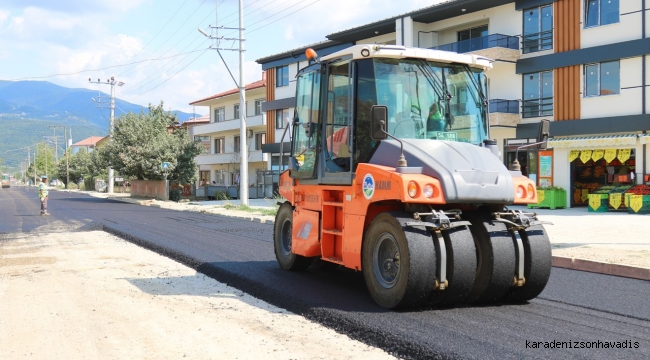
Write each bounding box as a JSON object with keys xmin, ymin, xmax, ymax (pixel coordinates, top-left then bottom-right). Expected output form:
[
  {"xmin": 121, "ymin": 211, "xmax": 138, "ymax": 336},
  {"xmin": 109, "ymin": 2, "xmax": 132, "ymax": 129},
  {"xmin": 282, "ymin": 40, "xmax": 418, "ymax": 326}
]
[
  {"xmin": 371, "ymin": 105, "xmax": 388, "ymax": 140},
  {"xmin": 303, "ymin": 122, "xmax": 315, "ymax": 138},
  {"xmin": 537, "ymin": 119, "xmax": 550, "ymax": 150}
]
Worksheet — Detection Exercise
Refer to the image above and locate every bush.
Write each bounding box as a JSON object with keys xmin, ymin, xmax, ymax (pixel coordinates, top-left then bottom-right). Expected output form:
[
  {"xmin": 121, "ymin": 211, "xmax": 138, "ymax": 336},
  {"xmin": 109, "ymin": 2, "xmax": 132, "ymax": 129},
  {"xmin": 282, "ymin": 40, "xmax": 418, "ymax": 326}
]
[
  {"xmin": 84, "ymin": 176, "xmax": 95, "ymax": 191},
  {"xmin": 214, "ymin": 191, "xmax": 230, "ymax": 201},
  {"xmin": 169, "ymin": 188, "xmax": 182, "ymax": 202},
  {"xmin": 67, "ymin": 183, "xmax": 79, "ymax": 190}
]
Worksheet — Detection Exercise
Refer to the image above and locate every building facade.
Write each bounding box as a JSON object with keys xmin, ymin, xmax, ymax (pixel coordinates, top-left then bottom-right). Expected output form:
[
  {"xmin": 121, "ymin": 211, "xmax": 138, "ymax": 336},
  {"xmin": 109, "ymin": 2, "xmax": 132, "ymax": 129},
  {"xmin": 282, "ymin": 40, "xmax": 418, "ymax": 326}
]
[
  {"xmin": 189, "ymin": 77, "xmax": 269, "ymax": 188},
  {"xmin": 256, "ymin": 0, "xmax": 650, "ymax": 207}
]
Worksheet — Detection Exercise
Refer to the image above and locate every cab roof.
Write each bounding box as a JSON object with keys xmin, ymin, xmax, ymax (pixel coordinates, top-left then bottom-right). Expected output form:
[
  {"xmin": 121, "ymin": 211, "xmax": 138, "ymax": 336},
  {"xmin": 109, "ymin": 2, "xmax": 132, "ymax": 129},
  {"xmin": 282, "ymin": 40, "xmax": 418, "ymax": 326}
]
[{"xmin": 320, "ymin": 44, "xmax": 492, "ymax": 71}]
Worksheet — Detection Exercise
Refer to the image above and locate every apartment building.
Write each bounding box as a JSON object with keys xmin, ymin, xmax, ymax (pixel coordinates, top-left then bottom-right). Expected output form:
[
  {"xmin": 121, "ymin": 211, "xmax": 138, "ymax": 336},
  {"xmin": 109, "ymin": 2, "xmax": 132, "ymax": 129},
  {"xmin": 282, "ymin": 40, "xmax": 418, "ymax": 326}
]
[
  {"xmin": 257, "ymin": 0, "xmax": 650, "ymax": 207},
  {"xmin": 189, "ymin": 76, "xmax": 268, "ymax": 188}
]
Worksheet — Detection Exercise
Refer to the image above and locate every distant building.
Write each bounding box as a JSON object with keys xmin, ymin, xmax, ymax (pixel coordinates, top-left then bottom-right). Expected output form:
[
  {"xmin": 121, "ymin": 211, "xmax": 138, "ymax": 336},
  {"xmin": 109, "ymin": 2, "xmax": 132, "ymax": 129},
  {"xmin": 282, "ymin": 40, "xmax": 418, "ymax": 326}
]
[{"xmin": 71, "ymin": 136, "xmax": 107, "ymax": 154}]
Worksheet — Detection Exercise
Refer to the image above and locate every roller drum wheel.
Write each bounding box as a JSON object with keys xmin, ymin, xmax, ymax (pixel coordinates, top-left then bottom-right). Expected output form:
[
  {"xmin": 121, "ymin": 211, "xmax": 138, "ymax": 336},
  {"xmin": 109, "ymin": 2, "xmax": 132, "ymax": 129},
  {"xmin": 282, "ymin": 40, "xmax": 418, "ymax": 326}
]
[
  {"xmin": 430, "ymin": 225, "xmax": 477, "ymax": 306},
  {"xmin": 502, "ymin": 225, "xmax": 552, "ymax": 302},
  {"xmin": 274, "ymin": 203, "xmax": 311, "ymax": 271},
  {"xmin": 362, "ymin": 213, "xmax": 437, "ymax": 309},
  {"xmin": 466, "ymin": 215, "xmax": 517, "ymax": 303}
]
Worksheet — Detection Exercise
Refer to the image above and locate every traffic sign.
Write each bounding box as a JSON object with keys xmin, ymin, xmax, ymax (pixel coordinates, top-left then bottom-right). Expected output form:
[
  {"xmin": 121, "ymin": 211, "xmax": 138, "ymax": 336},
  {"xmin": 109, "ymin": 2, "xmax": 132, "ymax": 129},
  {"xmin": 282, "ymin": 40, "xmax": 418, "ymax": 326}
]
[{"xmin": 161, "ymin": 162, "xmax": 170, "ymax": 171}]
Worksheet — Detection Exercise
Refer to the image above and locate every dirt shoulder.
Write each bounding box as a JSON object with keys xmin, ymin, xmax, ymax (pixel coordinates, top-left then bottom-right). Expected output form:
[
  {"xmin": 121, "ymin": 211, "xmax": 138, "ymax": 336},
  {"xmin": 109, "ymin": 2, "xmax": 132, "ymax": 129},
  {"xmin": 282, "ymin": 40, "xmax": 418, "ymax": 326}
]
[{"xmin": 0, "ymin": 231, "xmax": 395, "ymax": 360}]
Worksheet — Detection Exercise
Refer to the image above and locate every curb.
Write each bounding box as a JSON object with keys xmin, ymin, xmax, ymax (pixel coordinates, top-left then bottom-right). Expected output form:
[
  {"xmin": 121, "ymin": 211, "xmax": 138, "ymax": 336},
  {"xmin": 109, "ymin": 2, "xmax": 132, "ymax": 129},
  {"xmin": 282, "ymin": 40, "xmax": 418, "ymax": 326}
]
[{"xmin": 552, "ymin": 256, "xmax": 650, "ymax": 281}]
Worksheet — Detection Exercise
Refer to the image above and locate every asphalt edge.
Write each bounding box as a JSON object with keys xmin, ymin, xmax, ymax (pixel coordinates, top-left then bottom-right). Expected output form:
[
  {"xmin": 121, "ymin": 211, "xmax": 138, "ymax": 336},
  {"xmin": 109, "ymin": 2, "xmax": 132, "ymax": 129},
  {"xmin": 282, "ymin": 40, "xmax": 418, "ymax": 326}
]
[
  {"xmin": 552, "ymin": 256, "xmax": 650, "ymax": 281},
  {"xmin": 99, "ymin": 223, "xmax": 451, "ymax": 360}
]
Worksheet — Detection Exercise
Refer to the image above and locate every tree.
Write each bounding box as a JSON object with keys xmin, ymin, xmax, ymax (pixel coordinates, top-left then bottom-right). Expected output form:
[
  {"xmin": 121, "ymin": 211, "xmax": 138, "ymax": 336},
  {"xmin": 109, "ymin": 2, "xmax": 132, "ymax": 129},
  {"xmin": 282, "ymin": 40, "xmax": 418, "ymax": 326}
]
[
  {"xmin": 102, "ymin": 102, "xmax": 203, "ymax": 184},
  {"xmin": 26, "ymin": 142, "xmax": 55, "ymax": 181},
  {"xmin": 56, "ymin": 147, "xmax": 94, "ymax": 186}
]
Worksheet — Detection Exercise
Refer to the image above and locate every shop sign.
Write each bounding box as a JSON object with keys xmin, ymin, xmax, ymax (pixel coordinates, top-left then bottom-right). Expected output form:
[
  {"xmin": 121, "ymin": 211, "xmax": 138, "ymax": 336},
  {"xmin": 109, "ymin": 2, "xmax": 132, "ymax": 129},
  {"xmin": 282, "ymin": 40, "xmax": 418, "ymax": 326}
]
[
  {"xmin": 609, "ymin": 193, "xmax": 622, "ymax": 210},
  {"xmin": 537, "ymin": 190, "xmax": 545, "ymax": 203},
  {"xmin": 588, "ymin": 194, "xmax": 601, "ymax": 210},
  {"xmin": 581, "ymin": 189, "xmax": 589, "ymax": 202},
  {"xmin": 630, "ymin": 195, "xmax": 644, "ymax": 213},
  {"xmin": 568, "ymin": 150, "xmax": 580, "ymax": 162},
  {"xmin": 617, "ymin": 149, "xmax": 631, "ymax": 163},
  {"xmin": 591, "ymin": 150, "xmax": 604, "ymax": 162},
  {"xmin": 604, "ymin": 149, "xmax": 617, "ymax": 163},
  {"xmin": 580, "ymin": 150, "xmax": 592, "ymax": 164}
]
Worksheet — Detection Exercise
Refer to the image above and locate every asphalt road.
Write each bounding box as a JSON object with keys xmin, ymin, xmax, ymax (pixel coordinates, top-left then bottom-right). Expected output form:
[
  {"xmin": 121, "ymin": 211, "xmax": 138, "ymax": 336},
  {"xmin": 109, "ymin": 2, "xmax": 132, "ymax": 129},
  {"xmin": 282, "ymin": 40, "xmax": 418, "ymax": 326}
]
[{"xmin": 1, "ymin": 187, "xmax": 649, "ymax": 360}]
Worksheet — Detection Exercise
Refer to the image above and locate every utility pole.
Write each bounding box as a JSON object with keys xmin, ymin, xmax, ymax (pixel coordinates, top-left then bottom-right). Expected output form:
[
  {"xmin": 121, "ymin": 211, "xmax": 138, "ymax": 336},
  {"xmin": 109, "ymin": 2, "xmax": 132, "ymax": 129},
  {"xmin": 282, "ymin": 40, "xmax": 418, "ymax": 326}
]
[
  {"xmin": 89, "ymin": 76, "xmax": 124, "ymax": 193},
  {"xmin": 50, "ymin": 125, "xmax": 70, "ymax": 188},
  {"xmin": 27, "ymin": 149, "xmax": 30, "ymax": 185},
  {"xmin": 198, "ymin": 0, "xmax": 248, "ymax": 204}
]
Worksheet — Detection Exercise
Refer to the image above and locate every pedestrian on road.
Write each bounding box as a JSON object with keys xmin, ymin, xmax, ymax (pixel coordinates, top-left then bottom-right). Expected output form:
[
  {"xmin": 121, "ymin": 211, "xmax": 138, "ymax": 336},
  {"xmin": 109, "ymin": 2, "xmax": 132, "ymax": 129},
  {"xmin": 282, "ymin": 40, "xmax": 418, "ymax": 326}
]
[{"xmin": 39, "ymin": 175, "xmax": 50, "ymax": 216}]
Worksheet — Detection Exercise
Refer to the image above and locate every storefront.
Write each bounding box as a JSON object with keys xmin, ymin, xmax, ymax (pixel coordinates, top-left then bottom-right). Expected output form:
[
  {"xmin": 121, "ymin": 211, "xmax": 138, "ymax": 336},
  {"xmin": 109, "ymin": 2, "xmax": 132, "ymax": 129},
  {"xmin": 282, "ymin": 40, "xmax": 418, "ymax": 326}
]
[{"xmin": 547, "ymin": 134, "xmax": 650, "ymax": 209}]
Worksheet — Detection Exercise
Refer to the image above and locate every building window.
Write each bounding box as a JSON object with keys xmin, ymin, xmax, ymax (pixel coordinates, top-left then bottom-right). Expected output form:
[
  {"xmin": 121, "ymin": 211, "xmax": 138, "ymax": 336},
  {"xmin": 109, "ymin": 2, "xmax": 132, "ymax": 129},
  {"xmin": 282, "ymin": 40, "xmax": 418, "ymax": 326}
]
[
  {"xmin": 456, "ymin": 25, "xmax": 488, "ymax": 53},
  {"xmin": 214, "ymin": 107, "xmax": 225, "ymax": 122},
  {"xmin": 194, "ymin": 135, "xmax": 209, "ymax": 141},
  {"xmin": 255, "ymin": 133, "xmax": 266, "ymax": 150},
  {"xmin": 585, "ymin": 0, "xmax": 619, "ymax": 28},
  {"xmin": 522, "ymin": 71, "xmax": 553, "ymax": 118},
  {"xmin": 234, "ymin": 104, "xmax": 240, "ymax": 119},
  {"xmin": 214, "ymin": 170, "xmax": 226, "ymax": 185},
  {"xmin": 522, "ymin": 5, "xmax": 553, "ymax": 54},
  {"xmin": 585, "ymin": 60, "xmax": 620, "ymax": 97},
  {"xmin": 276, "ymin": 65, "xmax": 289, "ymax": 87},
  {"xmin": 255, "ymin": 99, "xmax": 264, "ymax": 115},
  {"xmin": 275, "ymin": 108, "xmax": 290, "ymax": 129},
  {"xmin": 214, "ymin": 138, "xmax": 225, "ymax": 154},
  {"xmin": 234, "ymin": 136, "xmax": 240, "ymax": 153}
]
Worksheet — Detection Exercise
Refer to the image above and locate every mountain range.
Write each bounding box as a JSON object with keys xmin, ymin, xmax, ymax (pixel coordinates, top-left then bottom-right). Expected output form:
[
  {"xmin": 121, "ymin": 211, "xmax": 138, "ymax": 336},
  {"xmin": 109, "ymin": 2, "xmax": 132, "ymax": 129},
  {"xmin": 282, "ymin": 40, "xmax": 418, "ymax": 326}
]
[{"xmin": 0, "ymin": 81, "xmax": 198, "ymax": 171}]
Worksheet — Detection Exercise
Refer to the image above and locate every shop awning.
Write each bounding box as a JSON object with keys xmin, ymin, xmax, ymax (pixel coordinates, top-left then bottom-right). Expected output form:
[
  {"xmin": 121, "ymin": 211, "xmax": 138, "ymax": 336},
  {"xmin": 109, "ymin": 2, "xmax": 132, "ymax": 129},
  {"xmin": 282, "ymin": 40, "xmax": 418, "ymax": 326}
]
[
  {"xmin": 640, "ymin": 134, "xmax": 650, "ymax": 145},
  {"xmin": 548, "ymin": 134, "xmax": 638, "ymax": 148}
]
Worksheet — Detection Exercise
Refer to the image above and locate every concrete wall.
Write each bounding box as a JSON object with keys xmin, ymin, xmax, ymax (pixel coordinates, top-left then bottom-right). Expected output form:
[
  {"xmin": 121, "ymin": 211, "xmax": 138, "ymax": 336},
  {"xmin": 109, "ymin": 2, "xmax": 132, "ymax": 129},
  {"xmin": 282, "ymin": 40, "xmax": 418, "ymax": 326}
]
[
  {"xmin": 131, "ymin": 180, "xmax": 168, "ymax": 201},
  {"xmin": 581, "ymin": 0, "xmax": 643, "ymax": 49},
  {"xmin": 488, "ymin": 61, "xmax": 520, "ymax": 101}
]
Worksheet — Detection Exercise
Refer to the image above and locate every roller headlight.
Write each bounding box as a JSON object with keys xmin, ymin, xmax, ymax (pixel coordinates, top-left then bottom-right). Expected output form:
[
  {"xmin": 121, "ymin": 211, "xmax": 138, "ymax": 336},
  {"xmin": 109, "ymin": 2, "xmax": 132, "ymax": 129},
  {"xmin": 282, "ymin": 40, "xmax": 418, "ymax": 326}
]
[
  {"xmin": 527, "ymin": 184, "xmax": 535, "ymax": 199},
  {"xmin": 423, "ymin": 184, "xmax": 435, "ymax": 198},
  {"xmin": 516, "ymin": 185, "xmax": 526, "ymax": 199}
]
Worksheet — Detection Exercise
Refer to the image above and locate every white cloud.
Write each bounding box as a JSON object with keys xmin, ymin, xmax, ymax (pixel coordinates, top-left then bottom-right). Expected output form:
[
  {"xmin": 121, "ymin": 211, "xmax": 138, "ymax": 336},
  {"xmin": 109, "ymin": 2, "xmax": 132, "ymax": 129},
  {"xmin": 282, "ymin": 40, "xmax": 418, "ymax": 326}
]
[
  {"xmin": 284, "ymin": 25, "xmax": 294, "ymax": 40},
  {"xmin": 0, "ymin": 10, "xmax": 9, "ymax": 22}
]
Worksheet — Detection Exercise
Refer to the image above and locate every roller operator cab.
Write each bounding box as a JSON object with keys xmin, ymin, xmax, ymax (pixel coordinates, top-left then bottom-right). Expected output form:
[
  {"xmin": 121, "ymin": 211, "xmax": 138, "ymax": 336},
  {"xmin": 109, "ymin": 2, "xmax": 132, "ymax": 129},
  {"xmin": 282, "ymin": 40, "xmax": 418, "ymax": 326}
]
[{"xmin": 274, "ymin": 45, "xmax": 552, "ymax": 309}]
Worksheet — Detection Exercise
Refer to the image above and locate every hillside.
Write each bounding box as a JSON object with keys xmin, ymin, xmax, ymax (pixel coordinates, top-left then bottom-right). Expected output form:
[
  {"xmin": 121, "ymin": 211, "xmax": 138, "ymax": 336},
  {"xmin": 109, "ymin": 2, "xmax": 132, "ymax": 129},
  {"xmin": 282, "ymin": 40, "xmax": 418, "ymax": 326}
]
[{"xmin": 0, "ymin": 81, "xmax": 197, "ymax": 171}]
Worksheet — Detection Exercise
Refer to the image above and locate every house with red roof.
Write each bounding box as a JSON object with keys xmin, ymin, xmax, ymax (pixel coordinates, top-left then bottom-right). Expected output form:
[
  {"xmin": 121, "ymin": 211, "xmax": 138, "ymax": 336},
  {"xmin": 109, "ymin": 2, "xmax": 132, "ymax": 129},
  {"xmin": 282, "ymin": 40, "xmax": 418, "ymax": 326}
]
[
  {"xmin": 71, "ymin": 136, "xmax": 108, "ymax": 154},
  {"xmin": 189, "ymin": 74, "xmax": 268, "ymax": 189}
]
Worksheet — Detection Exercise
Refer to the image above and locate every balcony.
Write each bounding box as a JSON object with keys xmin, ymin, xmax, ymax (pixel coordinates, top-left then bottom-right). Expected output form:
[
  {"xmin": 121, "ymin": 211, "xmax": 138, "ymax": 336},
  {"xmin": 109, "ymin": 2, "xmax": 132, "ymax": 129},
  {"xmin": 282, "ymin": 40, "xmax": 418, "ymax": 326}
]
[
  {"xmin": 489, "ymin": 99, "xmax": 520, "ymax": 127},
  {"xmin": 432, "ymin": 34, "xmax": 520, "ymax": 62},
  {"xmin": 522, "ymin": 97, "xmax": 553, "ymax": 118},
  {"xmin": 196, "ymin": 150, "xmax": 268, "ymax": 166},
  {"xmin": 194, "ymin": 113, "xmax": 266, "ymax": 136}
]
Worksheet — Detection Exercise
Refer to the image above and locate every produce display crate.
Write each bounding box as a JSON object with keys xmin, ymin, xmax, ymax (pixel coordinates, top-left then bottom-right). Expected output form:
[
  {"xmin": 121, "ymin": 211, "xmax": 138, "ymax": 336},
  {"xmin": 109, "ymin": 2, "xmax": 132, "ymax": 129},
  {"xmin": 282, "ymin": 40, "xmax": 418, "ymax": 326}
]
[
  {"xmin": 588, "ymin": 193, "xmax": 609, "ymax": 212},
  {"xmin": 627, "ymin": 195, "xmax": 650, "ymax": 214},
  {"xmin": 528, "ymin": 189, "xmax": 567, "ymax": 210}
]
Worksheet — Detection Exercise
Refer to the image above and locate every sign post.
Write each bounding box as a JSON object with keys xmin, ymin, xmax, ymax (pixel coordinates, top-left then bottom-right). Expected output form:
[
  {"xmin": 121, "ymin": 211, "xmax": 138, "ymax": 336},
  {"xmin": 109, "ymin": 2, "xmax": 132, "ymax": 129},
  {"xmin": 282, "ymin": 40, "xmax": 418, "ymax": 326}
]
[{"xmin": 161, "ymin": 162, "xmax": 170, "ymax": 201}]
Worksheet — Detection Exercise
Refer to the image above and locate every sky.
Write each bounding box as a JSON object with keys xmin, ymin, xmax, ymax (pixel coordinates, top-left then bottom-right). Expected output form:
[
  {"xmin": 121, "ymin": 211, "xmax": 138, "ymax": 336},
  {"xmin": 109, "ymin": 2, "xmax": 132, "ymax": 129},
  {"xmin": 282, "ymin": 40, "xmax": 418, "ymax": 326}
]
[{"xmin": 0, "ymin": 0, "xmax": 444, "ymax": 115}]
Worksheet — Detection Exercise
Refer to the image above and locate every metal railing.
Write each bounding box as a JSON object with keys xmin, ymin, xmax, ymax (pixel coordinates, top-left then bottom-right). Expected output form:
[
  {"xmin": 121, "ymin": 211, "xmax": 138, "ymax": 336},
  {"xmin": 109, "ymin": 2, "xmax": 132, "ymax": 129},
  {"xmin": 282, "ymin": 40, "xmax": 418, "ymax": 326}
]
[
  {"xmin": 433, "ymin": 33, "xmax": 520, "ymax": 53},
  {"xmin": 522, "ymin": 97, "xmax": 553, "ymax": 118},
  {"xmin": 521, "ymin": 30, "xmax": 553, "ymax": 54},
  {"xmin": 489, "ymin": 99, "xmax": 520, "ymax": 114}
]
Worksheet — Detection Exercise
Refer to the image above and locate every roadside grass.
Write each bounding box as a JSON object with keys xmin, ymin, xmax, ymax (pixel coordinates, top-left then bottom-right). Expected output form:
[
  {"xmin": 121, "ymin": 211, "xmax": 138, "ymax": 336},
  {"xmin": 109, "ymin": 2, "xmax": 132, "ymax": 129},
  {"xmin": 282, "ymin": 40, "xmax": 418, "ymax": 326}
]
[{"xmin": 222, "ymin": 203, "xmax": 278, "ymax": 216}]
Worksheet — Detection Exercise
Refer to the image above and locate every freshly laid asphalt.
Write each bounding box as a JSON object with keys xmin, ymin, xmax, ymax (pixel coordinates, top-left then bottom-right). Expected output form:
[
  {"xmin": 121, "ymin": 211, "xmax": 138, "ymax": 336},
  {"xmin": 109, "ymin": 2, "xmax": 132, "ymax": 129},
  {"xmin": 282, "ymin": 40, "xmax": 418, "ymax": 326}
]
[{"xmin": 1, "ymin": 187, "xmax": 649, "ymax": 359}]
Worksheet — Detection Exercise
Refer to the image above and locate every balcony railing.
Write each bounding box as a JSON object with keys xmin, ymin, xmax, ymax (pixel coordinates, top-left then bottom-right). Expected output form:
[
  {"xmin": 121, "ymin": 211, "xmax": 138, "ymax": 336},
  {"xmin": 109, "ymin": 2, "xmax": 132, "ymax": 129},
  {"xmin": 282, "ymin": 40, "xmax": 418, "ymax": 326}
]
[
  {"xmin": 522, "ymin": 30, "xmax": 553, "ymax": 54},
  {"xmin": 432, "ymin": 33, "xmax": 519, "ymax": 53},
  {"xmin": 489, "ymin": 99, "xmax": 520, "ymax": 114},
  {"xmin": 522, "ymin": 97, "xmax": 553, "ymax": 118}
]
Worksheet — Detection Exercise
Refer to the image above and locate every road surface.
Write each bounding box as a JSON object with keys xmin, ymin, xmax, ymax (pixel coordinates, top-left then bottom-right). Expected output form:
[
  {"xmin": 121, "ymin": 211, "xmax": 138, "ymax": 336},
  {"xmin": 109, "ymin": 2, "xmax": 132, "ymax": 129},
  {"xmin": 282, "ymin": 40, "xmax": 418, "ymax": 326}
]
[{"xmin": 1, "ymin": 187, "xmax": 648, "ymax": 359}]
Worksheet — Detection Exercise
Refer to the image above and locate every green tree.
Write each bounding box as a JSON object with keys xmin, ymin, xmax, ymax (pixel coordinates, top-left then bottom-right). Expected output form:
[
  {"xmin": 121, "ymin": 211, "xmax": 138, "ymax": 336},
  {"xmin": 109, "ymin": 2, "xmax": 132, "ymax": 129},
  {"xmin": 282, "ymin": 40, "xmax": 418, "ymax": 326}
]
[
  {"xmin": 26, "ymin": 142, "xmax": 55, "ymax": 181},
  {"xmin": 57, "ymin": 147, "xmax": 95, "ymax": 186},
  {"xmin": 102, "ymin": 102, "xmax": 202, "ymax": 184}
]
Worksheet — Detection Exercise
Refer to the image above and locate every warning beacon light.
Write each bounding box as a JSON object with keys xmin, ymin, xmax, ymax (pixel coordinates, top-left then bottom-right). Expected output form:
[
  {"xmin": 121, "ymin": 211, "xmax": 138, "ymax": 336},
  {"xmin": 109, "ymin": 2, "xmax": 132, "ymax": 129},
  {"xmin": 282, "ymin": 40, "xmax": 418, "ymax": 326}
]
[{"xmin": 305, "ymin": 48, "xmax": 318, "ymax": 62}]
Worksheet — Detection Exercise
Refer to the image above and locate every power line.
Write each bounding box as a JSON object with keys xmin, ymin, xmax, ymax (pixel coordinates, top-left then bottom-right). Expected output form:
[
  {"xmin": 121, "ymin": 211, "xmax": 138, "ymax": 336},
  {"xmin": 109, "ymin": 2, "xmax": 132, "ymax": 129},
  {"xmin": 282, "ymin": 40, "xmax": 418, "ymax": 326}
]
[
  {"xmin": 248, "ymin": 0, "xmax": 322, "ymax": 33},
  {"xmin": 132, "ymin": 49, "xmax": 209, "ymax": 99},
  {"xmin": 2, "ymin": 50, "xmax": 205, "ymax": 81},
  {"xmin": 116, "ymin": 0, "xmax": 190, "ymax": 76}
]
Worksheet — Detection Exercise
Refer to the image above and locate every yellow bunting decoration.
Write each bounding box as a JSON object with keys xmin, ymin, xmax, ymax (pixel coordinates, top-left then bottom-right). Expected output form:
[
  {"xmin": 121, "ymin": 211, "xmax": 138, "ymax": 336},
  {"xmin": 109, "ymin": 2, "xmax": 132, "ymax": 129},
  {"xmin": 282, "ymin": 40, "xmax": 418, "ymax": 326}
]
[
  {"xmin": 625, "ymin": 193, "xmax": 630, "ymax": 208},
  {"xmin": 568, "ymin": 150, "xmax": 580, "ymax": 162},
  {"xmin": 630, "ymin": 195, "xmax": 643, "ymax": 213},
  {"xmin": 604, "ymin": 149, "xmax": 617, "ymax": 163},
  {"xmin": 537, "ymin": 190, "xmax": 545, "ymax": 203},
  {"xmin": 591, "ymin": 149, "xmax": 604, "ymax": 162},
  {"xmin": 581, "ymin": 189, "xmax": 589, "ymax": 202},
  {"xmin": 588, "ymin": 194, "xmax": 601, "ymax": 210},
  {"xmin": 617, "ymin": 148, "xmax": 631, "ymax": 163},
  {"xmin": 609, "ymin": 193, "xmax": 621, "ymax": 210},
  {"xmin": 580, "ymin": 150, "xmax": 592, "ymax": 164}
]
